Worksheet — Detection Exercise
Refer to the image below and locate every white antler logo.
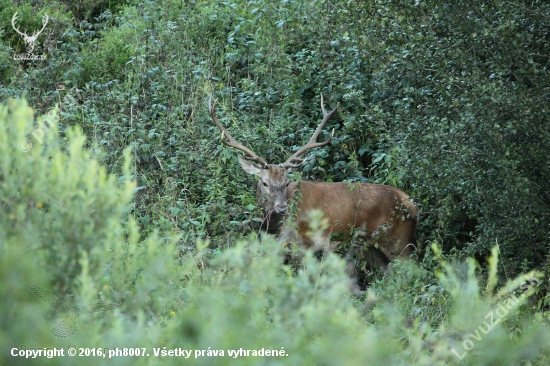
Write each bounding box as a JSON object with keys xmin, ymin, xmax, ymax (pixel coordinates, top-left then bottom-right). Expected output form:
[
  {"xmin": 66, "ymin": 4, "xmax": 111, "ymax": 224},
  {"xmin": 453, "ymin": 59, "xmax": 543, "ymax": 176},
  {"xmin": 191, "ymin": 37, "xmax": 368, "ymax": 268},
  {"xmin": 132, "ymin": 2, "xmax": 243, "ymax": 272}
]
[{"xmin": 11, "ymin": 11, "xmax": 49, "ymax": 54}]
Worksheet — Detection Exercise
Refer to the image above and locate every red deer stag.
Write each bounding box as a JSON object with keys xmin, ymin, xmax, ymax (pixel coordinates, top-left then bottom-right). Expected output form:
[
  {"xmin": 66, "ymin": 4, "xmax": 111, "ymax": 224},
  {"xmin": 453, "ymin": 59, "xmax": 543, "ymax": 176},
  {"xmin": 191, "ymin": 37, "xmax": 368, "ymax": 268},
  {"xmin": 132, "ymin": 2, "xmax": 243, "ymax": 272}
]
[{"xmin": 208, "ymin": 95, "xmax": 418, "ymax": 269}]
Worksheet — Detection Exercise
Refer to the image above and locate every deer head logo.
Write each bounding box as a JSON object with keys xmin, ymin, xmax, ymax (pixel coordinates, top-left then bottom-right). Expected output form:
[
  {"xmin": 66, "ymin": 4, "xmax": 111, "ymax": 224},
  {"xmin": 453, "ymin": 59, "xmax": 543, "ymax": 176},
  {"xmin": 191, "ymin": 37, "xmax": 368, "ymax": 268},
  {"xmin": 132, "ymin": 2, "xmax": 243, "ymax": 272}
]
[{"xmin": 11, "ymin": 11, "xmax": 49, "ymax": 54}]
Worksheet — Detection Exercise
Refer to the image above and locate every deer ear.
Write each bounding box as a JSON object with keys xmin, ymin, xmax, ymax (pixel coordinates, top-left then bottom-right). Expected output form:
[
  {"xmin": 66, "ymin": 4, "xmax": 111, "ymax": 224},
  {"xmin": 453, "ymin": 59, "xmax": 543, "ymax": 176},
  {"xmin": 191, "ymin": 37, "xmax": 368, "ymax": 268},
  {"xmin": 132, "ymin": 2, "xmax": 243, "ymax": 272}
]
[{"xmin": 238, "ymin": 156, "xmax": 264, "ymax": 176}]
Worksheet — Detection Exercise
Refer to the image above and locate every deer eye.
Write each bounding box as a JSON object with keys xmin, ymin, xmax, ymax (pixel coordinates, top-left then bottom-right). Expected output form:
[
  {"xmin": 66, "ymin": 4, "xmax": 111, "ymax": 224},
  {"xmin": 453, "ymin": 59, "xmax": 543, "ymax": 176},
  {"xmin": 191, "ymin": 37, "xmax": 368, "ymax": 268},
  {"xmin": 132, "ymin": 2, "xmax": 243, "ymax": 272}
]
[
  {"xmin": 286, "ymin": 182, "xmax": 290, "ymax": 187},
  {"xmin": 262, "ymin": 181, "xmax": 269, "ymax": 187}
]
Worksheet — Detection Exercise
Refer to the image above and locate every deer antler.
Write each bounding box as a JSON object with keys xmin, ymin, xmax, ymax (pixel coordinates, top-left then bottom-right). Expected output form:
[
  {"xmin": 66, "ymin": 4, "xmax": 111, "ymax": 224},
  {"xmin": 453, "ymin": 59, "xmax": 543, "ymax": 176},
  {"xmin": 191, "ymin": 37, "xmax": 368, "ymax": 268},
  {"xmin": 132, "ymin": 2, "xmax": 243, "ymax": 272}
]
[
  {"xmin": 11, "ymin": 11, "xmax": 26, "ymax": 37},
  {"xmin": 36, "ymin": 14, "xmax": 49, "ymax": 36},
  {"xmin": 208, "ymin": 97, "xmax": 268, "ymax": 168},
  {"xmin": 11, "ymin": 12, "xmax": 49, "ymax": 54},
  {"xmin": 280, "ymin": 94, "xmax": 337, "ymax": 169}
]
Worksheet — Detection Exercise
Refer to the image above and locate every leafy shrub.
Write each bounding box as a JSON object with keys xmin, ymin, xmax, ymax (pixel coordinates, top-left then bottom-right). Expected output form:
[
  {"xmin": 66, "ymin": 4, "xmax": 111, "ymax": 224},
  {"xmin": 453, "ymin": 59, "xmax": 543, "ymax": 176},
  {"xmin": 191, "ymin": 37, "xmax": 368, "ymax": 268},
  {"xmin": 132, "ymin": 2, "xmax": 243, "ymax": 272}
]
[
  {"xmin": 1, "ymin": 99, "xmax": 549, "ymax": 366},
  {"xmin": 2, "ymin": 0, "xmax": 550, "ymax": 362}
]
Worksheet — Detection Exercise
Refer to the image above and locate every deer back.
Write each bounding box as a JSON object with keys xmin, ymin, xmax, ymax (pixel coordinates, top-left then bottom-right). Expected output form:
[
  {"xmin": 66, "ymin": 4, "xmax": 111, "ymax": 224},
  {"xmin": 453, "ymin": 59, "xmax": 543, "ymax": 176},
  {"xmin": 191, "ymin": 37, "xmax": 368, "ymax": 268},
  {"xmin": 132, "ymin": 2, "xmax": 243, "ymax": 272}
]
[{"xmin": 287, "ymin": 181, "xmax": 417, "ymax": 260}]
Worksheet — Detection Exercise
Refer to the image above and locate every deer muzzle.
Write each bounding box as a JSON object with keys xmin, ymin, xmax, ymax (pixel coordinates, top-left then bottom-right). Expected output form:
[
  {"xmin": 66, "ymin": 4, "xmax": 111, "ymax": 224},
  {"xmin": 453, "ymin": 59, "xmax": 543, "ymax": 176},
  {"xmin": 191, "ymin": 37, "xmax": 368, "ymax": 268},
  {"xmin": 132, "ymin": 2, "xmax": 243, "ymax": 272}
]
[{"xmin": 275, "ymin": 203, "xmax": 288, "ymax": 214}]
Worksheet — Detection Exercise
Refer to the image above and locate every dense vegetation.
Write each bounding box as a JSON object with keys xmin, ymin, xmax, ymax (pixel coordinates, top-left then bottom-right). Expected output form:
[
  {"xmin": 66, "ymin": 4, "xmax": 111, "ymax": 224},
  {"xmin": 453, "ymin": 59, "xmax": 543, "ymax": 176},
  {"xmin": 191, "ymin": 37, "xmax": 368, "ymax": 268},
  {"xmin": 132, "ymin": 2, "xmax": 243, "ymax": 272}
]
[{"xmin": 1, "ymin": 0, "xmax": 549, "ymax": 364}]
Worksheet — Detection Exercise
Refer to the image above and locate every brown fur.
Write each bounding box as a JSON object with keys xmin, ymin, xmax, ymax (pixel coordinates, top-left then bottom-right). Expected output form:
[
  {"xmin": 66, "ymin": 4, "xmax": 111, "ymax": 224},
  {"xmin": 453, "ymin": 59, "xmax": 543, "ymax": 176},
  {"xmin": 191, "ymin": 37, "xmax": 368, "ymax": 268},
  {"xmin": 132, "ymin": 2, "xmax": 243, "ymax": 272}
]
[
  {"xmin": 287, "ymin": 181, "xmax": 417, "ymax": 263},
  {"xmin": 209, "ymin": 95, "xmax": 416, "ymax": 274},
  {"xmin": 246, "ymin": 163, "xmax": 418, "ymax": 267}
]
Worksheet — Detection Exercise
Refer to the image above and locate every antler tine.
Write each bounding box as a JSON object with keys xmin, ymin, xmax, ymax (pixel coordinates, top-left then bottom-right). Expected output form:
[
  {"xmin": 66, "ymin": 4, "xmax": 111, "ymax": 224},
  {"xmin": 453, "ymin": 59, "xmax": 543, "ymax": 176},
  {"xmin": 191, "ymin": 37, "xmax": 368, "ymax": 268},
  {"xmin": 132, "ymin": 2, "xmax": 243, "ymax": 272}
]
[
  {"xmin": 281, "ymin": 94, "xmax": 337, "ymax": 169},
  {"xmin": 11, "ymin": 11, "xmax": 25, "ymax": 37},
  {"xmin": 38, "ymin": 14, "xmax": 49, "ymax": 33},
  {"xmin": 208, "ymin": 97, "xmax": 268, "ymax": 167}
]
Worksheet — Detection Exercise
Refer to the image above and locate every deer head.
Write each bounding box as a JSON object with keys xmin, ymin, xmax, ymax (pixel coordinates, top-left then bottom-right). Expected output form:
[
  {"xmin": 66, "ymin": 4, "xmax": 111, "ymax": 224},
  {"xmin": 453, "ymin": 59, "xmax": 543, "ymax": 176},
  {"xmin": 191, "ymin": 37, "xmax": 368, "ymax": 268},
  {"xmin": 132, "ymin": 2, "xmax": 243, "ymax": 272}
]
[
  {"xmin": 208, "ymin": 95, "xmax": 337, "ymax": 217},
  {"xmin": 208, "ymin": 94, "xmax": 418, "ymax": 277},
  {"xmin": 11, "ymin": 11, "xmax": 49, "ymax": 54}
]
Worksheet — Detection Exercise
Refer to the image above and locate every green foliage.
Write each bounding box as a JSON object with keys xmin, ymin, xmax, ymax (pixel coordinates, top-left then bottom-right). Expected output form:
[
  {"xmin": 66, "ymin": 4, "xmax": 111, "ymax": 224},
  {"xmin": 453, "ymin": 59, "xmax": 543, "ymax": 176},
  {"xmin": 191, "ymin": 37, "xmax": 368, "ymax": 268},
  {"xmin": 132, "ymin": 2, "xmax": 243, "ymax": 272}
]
[
  {"xmin": 0, "ymin": 104, "xmax": 548, "ymax": 363},
  {"xmin": 0, "ymin": 0, "xmax": 41, "ymax": 55},
  {"xmin": 1, "ymin": 0, "xmax": 550, "ymax": 363},
  {"xmin": 80, "ymin": 9, "xmax": 139, "ymax": 83},
  {"xmin": 0, "ymin": 30, "xmax": 15, "ymax": 81},
  {"xmin": 356, "ymin": 0, "xmax": 550, "ymax": 273},
  {"xmin": 0, "ymin": 99, "xmax": 129, "ymax": 290}
]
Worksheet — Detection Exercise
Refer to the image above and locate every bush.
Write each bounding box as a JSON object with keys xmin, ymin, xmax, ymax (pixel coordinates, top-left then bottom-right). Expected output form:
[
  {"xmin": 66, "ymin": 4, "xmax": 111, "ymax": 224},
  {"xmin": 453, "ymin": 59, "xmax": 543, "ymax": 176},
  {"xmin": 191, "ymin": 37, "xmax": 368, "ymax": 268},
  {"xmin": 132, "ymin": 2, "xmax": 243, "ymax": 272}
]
[
  {"xmin": 1, "ymin": 99, "xmax": 549, "ymax": 365},
  {"xmin": 2, "ymin": 0, "xmax": 550, "ymax": 363}
]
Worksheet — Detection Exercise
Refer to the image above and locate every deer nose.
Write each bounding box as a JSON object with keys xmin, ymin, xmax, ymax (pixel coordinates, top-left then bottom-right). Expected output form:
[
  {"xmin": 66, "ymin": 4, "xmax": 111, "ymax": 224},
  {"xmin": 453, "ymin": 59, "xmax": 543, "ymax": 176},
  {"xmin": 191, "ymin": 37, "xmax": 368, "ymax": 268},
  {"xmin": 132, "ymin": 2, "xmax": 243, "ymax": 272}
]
[{"xmin": 276, "ymin": 205, "xmax": 288, "ymax": 214}]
